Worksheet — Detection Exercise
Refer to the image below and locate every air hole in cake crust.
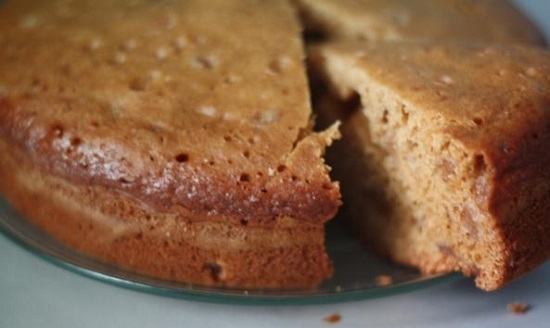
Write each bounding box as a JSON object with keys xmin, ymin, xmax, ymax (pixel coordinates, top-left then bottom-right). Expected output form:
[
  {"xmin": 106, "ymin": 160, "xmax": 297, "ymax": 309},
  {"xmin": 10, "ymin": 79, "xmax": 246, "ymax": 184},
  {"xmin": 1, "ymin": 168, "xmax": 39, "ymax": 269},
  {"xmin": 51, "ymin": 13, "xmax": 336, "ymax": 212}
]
[
  {"xmin": 239, "ymin": 173, "xmax": 251, "ymax": 183},
  {"xmin": 128, "ymin": 77, "xmax": 147, "ymax": 91},
  {"xmin": 71, "ymin": 137, "xmax": 82, "ymax": 147},
  {"xmin": 472, "ymin": 117, "xmax": 484, "ymax": 126},
  {"xmin": 381, "ymin": 109, "xmax": 389, "ymax": 124},
  {"xmin": 175, "ymin": 153, "xmax": 189, "ymax": 163},
  {"xmin": 473, "ymin": 154, "xmax": 486, "ymax": 174},
  {"xmin": 248, "ymin": 136, "xmax": 259, "ymax": 145},
  {"xmin": 322, "ymin": 183, "xmax": 334, "ymax": 190},
  {"xmin": 460, "ymin": 206, "xmax": 479, "ymax": 239},
  {"xmin": 437, "ymin": 243, "xmax": 457, "ymax": 259},
  {"xmin": 203, "ymin": 262, "xmax": 224, "ymax": 282},
  {"xmin": 277, "ymin": 164, "xmax": 286, "ymax": 172},
  {"xmin": 51, "ymin": 124, "xmax": 64, "ymax": 138},
  {"xmin": 119, "ymin": 177, "xmax": 134, "ymax": 185},
  {"xmin": 400, "ymin": 105, "xmax": 410, "ymax": 124}
]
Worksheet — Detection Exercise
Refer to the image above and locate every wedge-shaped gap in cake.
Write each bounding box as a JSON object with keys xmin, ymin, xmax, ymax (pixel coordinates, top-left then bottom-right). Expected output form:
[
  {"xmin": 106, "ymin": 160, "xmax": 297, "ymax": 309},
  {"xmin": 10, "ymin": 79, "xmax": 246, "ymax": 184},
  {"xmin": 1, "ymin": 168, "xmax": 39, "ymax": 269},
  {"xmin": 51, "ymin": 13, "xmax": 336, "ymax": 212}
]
[{"xmin": 174, "ymin": 153, "xmax": 189, "ymax": 163}]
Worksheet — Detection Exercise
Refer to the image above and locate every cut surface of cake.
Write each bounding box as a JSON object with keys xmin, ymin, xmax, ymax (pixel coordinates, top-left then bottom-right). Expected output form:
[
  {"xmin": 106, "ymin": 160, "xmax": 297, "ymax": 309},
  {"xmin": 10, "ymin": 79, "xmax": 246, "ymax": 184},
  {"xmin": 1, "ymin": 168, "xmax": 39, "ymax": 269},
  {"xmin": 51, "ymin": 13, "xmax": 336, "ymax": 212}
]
[
  {"xmin": 0, "ymin": 0, "xmax": 341, "ymax": 288},
  {"xmin": 296, "ymin": 0, "xmax": 547, "ymax": 46},
  {"xmin": 310, "ymin": 41, "xmax": 550, "ymax": 291}
]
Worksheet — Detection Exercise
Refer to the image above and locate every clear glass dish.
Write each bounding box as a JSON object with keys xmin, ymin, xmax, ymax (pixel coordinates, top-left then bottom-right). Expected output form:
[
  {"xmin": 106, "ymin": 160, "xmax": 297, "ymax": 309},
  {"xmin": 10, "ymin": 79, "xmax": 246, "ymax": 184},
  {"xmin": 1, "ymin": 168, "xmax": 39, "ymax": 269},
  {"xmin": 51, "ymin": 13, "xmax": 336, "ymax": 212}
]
[{"xmin": 0, "ymin": 197, "xmax": 461, "ymax": 305}]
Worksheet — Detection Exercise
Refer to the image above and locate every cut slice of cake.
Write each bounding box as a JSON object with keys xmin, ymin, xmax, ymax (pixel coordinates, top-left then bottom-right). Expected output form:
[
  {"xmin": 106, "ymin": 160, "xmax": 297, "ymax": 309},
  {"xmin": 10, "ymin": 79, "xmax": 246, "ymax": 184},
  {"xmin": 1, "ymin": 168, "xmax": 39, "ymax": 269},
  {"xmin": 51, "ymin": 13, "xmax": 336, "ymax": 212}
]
[
  {"xmin": 310, "ymin": 41, "xmax": 550, "ymax": 291},
  {"xmin": 296, "ymin": 0, "xmax": 547, "ymax": 46},
  {"xmin": 0, "ymin": 0, "xmax": 341, "ymax": 288}
]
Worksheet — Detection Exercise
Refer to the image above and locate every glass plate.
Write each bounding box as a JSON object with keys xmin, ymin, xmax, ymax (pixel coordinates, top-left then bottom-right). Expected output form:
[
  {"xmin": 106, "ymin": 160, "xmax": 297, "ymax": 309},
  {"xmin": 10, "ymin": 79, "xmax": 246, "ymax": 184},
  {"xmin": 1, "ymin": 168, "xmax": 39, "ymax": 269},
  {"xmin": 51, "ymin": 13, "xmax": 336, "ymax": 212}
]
[{"xmin": 0, "ymin": 197, "xmax": 461, "ymax": 305}]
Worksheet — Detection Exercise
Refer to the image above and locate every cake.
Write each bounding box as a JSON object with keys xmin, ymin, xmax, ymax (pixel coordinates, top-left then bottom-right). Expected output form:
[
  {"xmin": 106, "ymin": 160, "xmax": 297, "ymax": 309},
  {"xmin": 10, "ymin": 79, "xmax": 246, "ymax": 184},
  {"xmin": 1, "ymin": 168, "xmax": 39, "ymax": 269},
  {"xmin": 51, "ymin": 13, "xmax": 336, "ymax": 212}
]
[
  {"xmin": 296, "ymin": 0, "xmax": 547, "ymax": 46},
  {"xmin": 1, "ymin": 0, "xmax": 550, "ymax": 291},
  {"xmin": 0, "ymin": 0, "xmax": 341, "ymax": 288},
  {"xmin": 309, "ymin": 41, "xmax": 550, "ymax": 291}
]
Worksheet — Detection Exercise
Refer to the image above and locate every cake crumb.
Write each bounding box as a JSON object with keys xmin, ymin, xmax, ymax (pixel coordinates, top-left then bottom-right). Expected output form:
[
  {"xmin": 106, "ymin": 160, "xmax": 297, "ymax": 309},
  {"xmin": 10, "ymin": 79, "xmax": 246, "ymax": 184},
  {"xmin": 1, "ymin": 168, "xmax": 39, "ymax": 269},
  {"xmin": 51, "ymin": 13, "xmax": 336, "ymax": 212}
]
[
  {"xmin": 155, "ymin": 47, "xmax": 169, "ymax": 60},
  {"xmin": 323, "ymin": 313, "xmax": 341, "ymax": 324},
  {"xmin": 197, "ymin": 105, "xmax": 217, "ymax": 117},
  {"xmin": 149, "ymin": 69, "xmax": 163, "ymax": 81},
  {"xmin": 190, "ymin": 55, "xmax": 218, "ymax": 70},
  {"xmin": 440, "ymin": 75, "xmax": 454, "ymax": 84},
  {"xmin": 497, "ymin": 69, "xmax": 507, "ymax": 77},
  {"xmin": 163, "ymin": 13, "xmax": 177, "ymax": 29},
  {"xmin": 122, "ymin": 38, "xmax": 137, "ymax": 51},
  {"xmin": 375, "ymin": 275, "xmax": 393, "ymax": 286},
  {"xmin": 526, "ymin": 67, "xmax": 537, "ymax": 77},
  {"xmin": 267, "ymin": 55, "xmax": 293, "ymax": 75},
  {"xmin": 113, "ymin": 52, "xmax": 127, "ymax": 65},
  {"xmin": 255, "ymin": 109, "xmax": 279, "ymax": 125},
  {"xmin": 507, "ymin": 302, "xmax": 530, "ymax": 315},
  {"xmin": 173, "ymin": 36, "xmax": 188, "ymax": 51},
  {"xmin": 88, "ymin": 37, "xmax": 102, "ymax": 51},
  {"xmin": 19, "ymin": 15, "xmax": 38, "ymax": 29}
]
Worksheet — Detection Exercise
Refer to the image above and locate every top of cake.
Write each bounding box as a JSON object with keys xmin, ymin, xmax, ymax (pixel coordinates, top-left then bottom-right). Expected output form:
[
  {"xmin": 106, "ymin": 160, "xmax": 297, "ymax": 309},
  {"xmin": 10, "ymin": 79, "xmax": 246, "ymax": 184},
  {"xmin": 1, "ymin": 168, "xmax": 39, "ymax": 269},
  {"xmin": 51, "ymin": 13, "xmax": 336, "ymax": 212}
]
[
  {"xmin": 0, "ymin": 0, "xmax": 341, "ymax": 223},
  {"xmin": 314, "ymin": 41, "xmax": 550, "ymax": 153},
  {"xmin": 297, "ymin": 0, "xmax": 547, "ymax": 46}
]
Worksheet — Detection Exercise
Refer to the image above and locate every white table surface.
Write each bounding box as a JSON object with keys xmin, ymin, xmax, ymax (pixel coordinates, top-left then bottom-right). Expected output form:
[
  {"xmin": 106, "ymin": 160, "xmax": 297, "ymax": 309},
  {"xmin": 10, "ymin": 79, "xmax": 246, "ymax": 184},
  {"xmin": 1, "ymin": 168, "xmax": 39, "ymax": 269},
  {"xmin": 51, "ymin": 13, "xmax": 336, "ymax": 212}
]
[{"xmin": 2, "ymin": 1, "xmax": 550, "ymax": 327}]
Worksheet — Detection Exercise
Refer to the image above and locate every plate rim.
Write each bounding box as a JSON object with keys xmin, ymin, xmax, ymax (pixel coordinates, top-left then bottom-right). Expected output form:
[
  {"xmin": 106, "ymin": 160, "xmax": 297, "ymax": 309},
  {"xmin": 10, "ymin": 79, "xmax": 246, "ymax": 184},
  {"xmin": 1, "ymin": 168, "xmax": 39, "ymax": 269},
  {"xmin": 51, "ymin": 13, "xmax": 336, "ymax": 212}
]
[{"xmin": 0, "ymin": 197, "xmax": 462, "ymax": 306}]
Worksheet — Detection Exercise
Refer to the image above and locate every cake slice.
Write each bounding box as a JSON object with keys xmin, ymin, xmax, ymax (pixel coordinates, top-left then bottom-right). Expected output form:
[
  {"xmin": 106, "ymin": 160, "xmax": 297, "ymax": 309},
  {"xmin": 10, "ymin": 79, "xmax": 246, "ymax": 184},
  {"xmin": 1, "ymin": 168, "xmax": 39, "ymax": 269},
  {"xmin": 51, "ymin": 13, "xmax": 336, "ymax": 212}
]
[
  {"xmin": 296, "ymin": 0, "xmax": 547, "ymax": 46},
  {"xmin": 310, "ymin": 41, "xmax": 550, "ymax": 291},
  {"xmin": 0, "ymin": 0, "xmax": 340, "ymax": 288}
]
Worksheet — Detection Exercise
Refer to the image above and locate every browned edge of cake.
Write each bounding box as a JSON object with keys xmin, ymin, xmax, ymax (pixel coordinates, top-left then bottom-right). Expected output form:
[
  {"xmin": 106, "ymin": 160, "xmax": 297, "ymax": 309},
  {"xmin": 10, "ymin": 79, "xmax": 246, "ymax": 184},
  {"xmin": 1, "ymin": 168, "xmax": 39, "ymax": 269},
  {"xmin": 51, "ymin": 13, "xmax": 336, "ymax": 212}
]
[{"xmin": 0, "ymin": 129, "xmax": 341, "ymax": 289}]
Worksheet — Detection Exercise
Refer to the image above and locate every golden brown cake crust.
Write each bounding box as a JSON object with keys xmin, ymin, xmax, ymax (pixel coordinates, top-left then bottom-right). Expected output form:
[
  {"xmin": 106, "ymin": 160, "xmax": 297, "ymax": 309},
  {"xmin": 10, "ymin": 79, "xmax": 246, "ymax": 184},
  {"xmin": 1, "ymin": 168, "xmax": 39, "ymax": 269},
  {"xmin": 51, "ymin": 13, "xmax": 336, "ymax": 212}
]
[
  {"xmin": 296, "ymin": 0, "xmax": 547, "ymax": 46},
  {"xmin": 0, "ymin": 0, "xmax": 340, "ymax": 288},
  {"xmin": 0, "ymin": 0, "xmax": 340, "ymax": 223},
  {"xmin": 311, "ymin": 41, "xmax": 550, "ymax": 290}
]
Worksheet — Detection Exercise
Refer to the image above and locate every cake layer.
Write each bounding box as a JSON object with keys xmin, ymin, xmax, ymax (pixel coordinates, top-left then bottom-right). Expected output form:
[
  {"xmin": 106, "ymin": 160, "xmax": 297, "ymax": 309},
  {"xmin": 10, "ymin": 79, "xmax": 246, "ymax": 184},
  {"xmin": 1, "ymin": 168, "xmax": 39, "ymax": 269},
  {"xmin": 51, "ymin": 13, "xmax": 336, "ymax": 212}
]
[{"xmin": 0, "ymin": 139, "xmax": 332, "ymax": 288}]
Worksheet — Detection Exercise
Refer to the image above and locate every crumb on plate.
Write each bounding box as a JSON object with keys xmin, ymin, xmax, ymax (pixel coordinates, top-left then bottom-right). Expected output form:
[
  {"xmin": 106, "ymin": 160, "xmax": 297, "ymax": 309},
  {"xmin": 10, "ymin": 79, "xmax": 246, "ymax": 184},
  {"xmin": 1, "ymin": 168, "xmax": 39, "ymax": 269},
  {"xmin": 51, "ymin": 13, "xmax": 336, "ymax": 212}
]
[
  {"xmin": 323, "ymin": 313, "xmax": 342, "ymax": 324},
  {"xmin": 507, "ymin": 302, "xmax": 531, "ymax": 315},
  {"xmin": 375, "ymin": 274, "xmax": 393, "ymax": 286}
]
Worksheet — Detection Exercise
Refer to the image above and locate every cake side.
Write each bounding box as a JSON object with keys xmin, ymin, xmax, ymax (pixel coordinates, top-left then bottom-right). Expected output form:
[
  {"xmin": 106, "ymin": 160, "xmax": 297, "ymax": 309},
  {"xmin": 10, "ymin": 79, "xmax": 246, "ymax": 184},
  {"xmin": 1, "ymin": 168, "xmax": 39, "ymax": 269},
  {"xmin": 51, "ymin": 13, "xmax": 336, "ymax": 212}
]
[
  {"xmin": 311, "ymin": 41, "xmax": 550, "ymax": 290},
  {"xmin": 0, "ymin": 138, "xmax": 333, "ymax": 288},
  {"xmin": 296, "ymin": 0, "xmax": 547, "ymax": 46}
]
